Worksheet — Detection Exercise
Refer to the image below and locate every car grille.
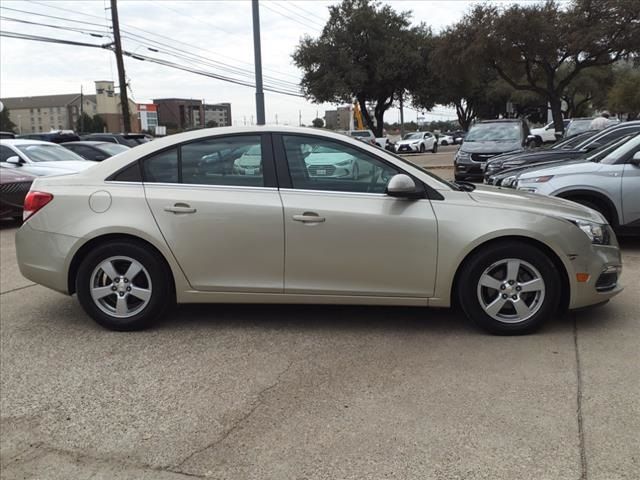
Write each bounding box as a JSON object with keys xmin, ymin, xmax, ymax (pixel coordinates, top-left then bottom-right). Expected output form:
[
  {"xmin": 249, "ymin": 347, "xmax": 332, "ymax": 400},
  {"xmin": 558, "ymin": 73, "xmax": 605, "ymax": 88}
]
[
  {"xmin": 0, "ymin": 181, "xmax": 31, "ymax": 194},
  {"xmin": 308, "ymin": 165, "xmax": 336, "ymax": 176},
  {"xmin": 595, "ymin": 271, "xmax": 618, "ymax": 292},
  {"xmin": 471, "ymin": 153, "xmax": 501, "ymax": 162}
]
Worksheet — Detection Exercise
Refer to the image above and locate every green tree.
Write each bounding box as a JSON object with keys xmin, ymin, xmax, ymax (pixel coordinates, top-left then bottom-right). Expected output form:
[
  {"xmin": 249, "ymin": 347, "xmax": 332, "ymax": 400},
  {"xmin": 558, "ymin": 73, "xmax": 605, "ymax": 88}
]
[
  {"xmin": 311, "ymin": 117, "xmax": 324, "ymax": 128},
  {"xmin": 0, "ymin": 108, "xmax": 17, "ymax": 133},
  {"xmin": 92, "ymin": 114, "xmax": 105, "ymax": 133},
  {"xmin": 608, "ymin": 63, "xmax": 640, "ymax": 120},
  {"xmin": 461, "ymin": 0, "xmax": 639, "ymax": 133},
  {"xmin": 293, "ymin": 0, "xmax": 431, "ymax": 136},
  {"xmin": 76, "ymin": 112, "xmax": 93, "ymax": 133}
]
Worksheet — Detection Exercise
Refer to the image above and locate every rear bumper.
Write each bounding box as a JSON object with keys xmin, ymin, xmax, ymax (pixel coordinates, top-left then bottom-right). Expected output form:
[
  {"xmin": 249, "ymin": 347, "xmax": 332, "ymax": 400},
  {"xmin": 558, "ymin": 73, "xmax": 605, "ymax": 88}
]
[{"xmin": 16, "ymin": 223, "xmax": 78, "ymax": 294}]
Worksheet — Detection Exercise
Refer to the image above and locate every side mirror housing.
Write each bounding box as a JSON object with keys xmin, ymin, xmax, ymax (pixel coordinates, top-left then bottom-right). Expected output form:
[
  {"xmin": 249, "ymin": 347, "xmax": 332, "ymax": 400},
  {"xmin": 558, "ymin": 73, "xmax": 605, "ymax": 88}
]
[
  {"xmin": 6, "ymin": 156, "xmax": 22, "ymax": 165},
  {"xmin": 386, "ymin": 174, "xmax": 421, "ymax": 199},
  {"xmin": 630, "ymin": 151, "xmax": 640, "ymax": 167}
]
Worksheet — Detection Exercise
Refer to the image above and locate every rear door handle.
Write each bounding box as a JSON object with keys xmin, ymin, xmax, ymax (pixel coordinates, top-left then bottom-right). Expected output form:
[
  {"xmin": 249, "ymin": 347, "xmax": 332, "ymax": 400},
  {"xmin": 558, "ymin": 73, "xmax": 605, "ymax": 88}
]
[
  {"xmin": 292, "ymin": 212, "xmax": 325, "ymax": 223},
  {"xmin": 164, "ymin": 203, "xmax": 197, "ymax": 214}
]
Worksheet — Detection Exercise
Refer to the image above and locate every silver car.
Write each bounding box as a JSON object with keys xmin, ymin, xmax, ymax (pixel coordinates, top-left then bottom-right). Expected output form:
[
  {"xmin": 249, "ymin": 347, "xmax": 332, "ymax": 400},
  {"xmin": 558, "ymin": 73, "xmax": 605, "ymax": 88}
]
[
  {"xmin": 518, "ymin": 134, "xmax": 640, "ymax": 234},
  {"xmin": 1, "ymin": 139, "xmax": 94, "ymax": 176},
  {"xmin": 15, "ymin": 127, "xmax": 623, "ymax": 334}
]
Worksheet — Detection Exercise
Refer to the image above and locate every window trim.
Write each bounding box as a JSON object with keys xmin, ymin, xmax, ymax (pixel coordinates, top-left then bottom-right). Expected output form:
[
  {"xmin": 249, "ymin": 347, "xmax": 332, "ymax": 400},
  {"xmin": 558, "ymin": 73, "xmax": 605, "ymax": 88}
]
[
  {"xmin": 273, "ymin": 132, "xmax": 441, "ymax": 200},
  {"xmin": 108, "ymin": 133, "xmax": 277, "ymax": 187}
]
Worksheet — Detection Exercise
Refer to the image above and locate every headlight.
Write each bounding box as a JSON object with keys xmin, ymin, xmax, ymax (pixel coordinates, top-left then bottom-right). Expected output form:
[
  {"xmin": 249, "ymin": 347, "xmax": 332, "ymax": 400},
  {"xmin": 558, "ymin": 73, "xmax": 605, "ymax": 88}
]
[
  {"xmin": 570, "ymin": 220, "xmax": 611, "ymax": 245},
  {"xmin": 411, "ymin": 141, "xmax": 420, "ymax": 146},
  {"xmin": 455, "ymin": 151, "xmax": 471, "ymax": 161},
  {"xmin": 336, "ymin": 160, "xmax": 351, "ymax": 166},
  {"xmin": 530, "ymin": 175, "xmax": 554, "ymax": 183},
  {"xmin": 501, "ymin": 175, "xmax": 518, "ymax": 187},
  {"xmin": 486, "ymin": 162, "xmax": 502, "ymax": 171}
]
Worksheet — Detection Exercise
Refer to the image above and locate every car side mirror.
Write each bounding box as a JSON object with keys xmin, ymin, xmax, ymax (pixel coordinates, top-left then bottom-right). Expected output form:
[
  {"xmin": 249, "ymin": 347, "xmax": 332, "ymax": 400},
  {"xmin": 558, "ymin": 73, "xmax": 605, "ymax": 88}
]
[
  {"xmin": 386, "ymin": 174, "xmax": 420, "ymax": 199},
  {"xmin": 6, "ymin": 156, "xmax": 22, "ymax": 166},
  {"xmin": 631, "ymin": 151, "xmax": 640, "ymax": 167}
]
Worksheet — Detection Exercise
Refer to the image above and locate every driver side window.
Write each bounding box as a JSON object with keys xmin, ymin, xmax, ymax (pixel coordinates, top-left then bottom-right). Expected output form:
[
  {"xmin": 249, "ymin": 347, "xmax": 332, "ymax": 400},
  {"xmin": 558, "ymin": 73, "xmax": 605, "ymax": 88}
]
[{"xmin": 282, "ymin": 135, "xmax": 398, "ymax": 194}]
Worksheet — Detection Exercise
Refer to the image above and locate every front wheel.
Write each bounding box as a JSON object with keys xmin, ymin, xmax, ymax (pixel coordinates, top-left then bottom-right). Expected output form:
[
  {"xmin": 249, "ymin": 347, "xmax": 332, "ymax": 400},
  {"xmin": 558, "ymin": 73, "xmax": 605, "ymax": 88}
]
[
  {"xmin": 432, "ymin": 142, "xmax": 438, "ymax": 153},
  {"xmin": 457, "ymin": 242, "xmax": 561, "ymax": 335},
  {"xmin": 419, "ymin": 144, "xmax": 425, "ymax": 153},
  {"xmin": 76, "ymin": 241, "xmax": 173, "ymax": 331}
]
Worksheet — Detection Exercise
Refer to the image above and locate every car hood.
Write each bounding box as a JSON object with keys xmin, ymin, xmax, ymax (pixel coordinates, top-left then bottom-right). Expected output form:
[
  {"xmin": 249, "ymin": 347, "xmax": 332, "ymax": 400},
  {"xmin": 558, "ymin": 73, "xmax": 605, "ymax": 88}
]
[
  {"xmin": 468, "ymin": 184, "xmax": 604, "ymax": 223},
  {"xmin": 519, "ymin": 161, "xmax": 602, "ymax": 181},
  {"xmin": 460, "ymin": 140, "xmax": 522, "ymax": 154},
  {"xmin": 397, "ymin": 139, "xmax": 422, "ymax": 146},
  {"xmin": 19, "ymin": 161, "xmax": 95, "ymax": 176},
  {"xmin": 492, "ymin": 159, "xmax": 589, "ymax": 180}
]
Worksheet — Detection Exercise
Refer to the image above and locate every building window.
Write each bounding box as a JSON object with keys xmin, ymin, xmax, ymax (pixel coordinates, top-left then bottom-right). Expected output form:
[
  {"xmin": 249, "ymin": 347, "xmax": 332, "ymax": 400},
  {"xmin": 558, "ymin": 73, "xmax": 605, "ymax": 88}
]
[
  {"xmin": 38, "ymin": 117, "xmax": 41, "ymax": 124},
  {"xmin": 30, "ymin": 108, "xmax": 34, "ymax": 114},
  {"xmin": 37, "ymin": 108, "xmax": 41, "ymax": 113}
]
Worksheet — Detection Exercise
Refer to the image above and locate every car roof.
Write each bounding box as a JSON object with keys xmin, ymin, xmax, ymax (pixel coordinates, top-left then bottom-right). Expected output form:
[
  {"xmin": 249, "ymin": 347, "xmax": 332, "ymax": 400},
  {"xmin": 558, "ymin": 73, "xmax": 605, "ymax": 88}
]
[
  {"xmin": 476, "ymin": 119, "xmax": 521, "ymax": 124},
  {"xmin": 62, "ymin": 141, "xmax": 107, "ymax": 146},
  {"xmin": 0, "ymin": 139, "xmax": 58, "ymax": 146}
]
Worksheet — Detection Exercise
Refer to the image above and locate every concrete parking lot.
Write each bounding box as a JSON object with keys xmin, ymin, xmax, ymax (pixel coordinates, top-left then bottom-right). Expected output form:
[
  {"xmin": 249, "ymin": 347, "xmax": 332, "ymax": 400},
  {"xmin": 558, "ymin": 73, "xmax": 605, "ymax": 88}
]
[{"xmin": 1, "ymin": 173, "xmax": 638, "ymax": 479}]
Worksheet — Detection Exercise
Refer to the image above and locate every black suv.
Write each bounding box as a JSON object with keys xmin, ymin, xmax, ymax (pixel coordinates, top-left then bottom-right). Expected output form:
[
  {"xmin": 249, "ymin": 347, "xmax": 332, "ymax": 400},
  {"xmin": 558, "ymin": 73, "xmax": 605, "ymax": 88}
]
[{"xmin": 454, "ymin": 119, "xmax": 530, "ymax": 182}]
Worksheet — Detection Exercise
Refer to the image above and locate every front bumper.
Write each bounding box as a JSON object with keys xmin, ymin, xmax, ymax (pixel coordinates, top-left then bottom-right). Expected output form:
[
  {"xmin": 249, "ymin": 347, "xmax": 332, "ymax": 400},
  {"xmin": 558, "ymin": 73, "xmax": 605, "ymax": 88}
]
[
  {"xmin": 454, "ymin": 160, "xmax": 485, "ymax": 180},
  {"xmin": 396, "ymin": 144, "xmax": 420, "ymax": 153},
  {"xmin": 568, "ymin": 243, "xmax": 623, "ymax": 309}
]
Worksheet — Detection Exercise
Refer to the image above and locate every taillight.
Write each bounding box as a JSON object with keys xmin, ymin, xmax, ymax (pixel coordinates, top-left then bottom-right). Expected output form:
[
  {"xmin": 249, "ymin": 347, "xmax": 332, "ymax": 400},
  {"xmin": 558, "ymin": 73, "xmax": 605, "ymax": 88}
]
[{"xmin": 23, "ymin": 191, "xmax": 54, "ymax": 221}]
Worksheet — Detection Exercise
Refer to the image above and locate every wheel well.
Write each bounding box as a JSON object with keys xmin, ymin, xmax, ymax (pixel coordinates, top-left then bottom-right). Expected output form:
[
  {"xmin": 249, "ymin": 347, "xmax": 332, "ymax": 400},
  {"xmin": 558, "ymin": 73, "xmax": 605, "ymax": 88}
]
[
  {"xmin": 67, "ymin": 233, "xmax": 176, "ymax": 298},
  {"xmin": 450, "ymin": 236, "xmax": 570, "ymax": 313},
  {"xmin": 556, "ymin": 190, "xmax": 618, "ymax": 227}
]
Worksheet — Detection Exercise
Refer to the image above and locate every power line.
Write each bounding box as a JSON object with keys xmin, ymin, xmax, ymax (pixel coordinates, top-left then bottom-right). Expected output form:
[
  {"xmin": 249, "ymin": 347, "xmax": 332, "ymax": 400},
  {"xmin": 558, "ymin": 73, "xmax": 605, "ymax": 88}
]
[
  {"xmin": 261, "ymin": 3, "xmax": 322, "ymax": 33},
  {"xmin": 0, "ymin": 30, "xmax": 304, "ymax": 98},
  {"xmin": 0, "ymin": 15, "xmax": 111, "ymax": 38},
  {"xmin": 272, "ymin": 1, "xmax": 325, "ymax": 29}
]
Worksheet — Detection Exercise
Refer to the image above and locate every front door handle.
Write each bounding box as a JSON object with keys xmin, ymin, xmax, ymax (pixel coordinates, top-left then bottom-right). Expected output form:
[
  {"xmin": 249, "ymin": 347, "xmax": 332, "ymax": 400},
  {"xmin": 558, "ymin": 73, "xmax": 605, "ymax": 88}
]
[
  {"xmin": 164, "ymin": 203, "xmax": 197, "ymax": 214},
  {"xmin": 292, "ymin": 212, "xmax": 325, "ymax": 223}
]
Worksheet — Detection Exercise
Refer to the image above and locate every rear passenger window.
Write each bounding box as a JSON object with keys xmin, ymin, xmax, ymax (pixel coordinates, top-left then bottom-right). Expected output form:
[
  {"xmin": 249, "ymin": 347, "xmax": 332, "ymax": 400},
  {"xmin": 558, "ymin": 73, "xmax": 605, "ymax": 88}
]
[
  {"xmin": 142, "ymin": 148, "xmax": 178, "ymax": 183},
  {"xmin": 181, "ymin": 136, "xmax": 264, "ymax": 187}
]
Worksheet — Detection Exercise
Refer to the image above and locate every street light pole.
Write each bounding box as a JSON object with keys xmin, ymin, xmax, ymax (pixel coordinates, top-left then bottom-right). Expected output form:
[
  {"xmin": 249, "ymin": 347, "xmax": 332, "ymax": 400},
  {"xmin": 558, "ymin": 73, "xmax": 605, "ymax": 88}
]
[{"xmin": 252, "ymin": 0, "xmax": 265, "ymax": 125}]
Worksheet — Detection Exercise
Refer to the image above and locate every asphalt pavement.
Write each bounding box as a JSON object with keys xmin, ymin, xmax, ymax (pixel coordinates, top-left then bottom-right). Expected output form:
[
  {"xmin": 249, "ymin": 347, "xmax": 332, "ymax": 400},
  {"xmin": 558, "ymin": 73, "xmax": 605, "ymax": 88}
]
[{"xmin": 1, "ymin": 186, "xmax": 639, "ymax": 479}]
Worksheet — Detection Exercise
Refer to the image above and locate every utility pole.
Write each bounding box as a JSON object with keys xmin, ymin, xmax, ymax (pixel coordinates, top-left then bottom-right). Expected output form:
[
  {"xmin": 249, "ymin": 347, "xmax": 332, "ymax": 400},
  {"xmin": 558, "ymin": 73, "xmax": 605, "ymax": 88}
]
[
  {"xmin": 251, "ymin": 0, "xmax": 265, "ymax": 125},
  {"xmin": 299, "ymin": 110, "xmax": 302, "ymax": 126},
  {"xmin": 399, "ymin": 93, "xmax": 405, "ymax": 138},
  {"xmin": 80, "ymin": 85, "xmax": 84, "ymax": 133},
  {"xmin": 275, "ymin": 113, "xmax": 278, "ymax": 125},
  {"xmin": 110, "ymin": 0, "xmax": 131, "ymax": 132}
]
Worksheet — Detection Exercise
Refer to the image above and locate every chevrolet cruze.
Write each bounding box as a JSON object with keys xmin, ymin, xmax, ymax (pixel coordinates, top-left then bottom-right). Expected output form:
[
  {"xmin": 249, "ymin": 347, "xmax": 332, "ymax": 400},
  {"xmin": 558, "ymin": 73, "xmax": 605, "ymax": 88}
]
[{"xmin": 15, "ymin": 127, "xmax": 623, "ymax": 334}]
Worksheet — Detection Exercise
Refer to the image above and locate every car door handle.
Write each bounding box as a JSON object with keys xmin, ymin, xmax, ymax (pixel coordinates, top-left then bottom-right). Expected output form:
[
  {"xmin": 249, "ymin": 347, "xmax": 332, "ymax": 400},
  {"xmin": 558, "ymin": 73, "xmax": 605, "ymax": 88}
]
[
  {"xmin": 164, "ymin": 203, "xmax": 197, "ymax": 214},
  {"xmin": 292, "ymin": 212, "xmax": 325, "ymax": 223}
]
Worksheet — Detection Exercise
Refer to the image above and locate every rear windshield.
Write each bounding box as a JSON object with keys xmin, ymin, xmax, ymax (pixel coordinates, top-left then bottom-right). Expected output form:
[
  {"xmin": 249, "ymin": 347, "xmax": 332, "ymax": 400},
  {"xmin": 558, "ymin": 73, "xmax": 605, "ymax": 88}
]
[{"xmin": 17, "ymin": 144, "xmax": 85, "ymax": 162}]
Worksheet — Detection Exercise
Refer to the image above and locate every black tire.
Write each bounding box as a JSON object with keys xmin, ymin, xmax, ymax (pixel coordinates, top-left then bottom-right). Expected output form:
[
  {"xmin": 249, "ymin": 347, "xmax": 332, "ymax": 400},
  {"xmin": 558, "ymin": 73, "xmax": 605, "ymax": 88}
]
[
  {"xmin": 457, "ymin": 241, "xmax": 561, "ymax": 335},
  {"xmin": 565, "ymin": 197, "xmax": 613, "ymax": 226},
  {"xmin": 432, "ymin": 142, "xmax": 438, "ymax": 153},
  {"xmin": 419, "ymin": 144, "xmax": 425, "ymax": 153},
  {"xmin": 76, "ymin": 240, "xmax": 173, "ymax": 331},
  {"xmin": 441, "ymin": 140, "xmax": 448, "ymax": 146}
]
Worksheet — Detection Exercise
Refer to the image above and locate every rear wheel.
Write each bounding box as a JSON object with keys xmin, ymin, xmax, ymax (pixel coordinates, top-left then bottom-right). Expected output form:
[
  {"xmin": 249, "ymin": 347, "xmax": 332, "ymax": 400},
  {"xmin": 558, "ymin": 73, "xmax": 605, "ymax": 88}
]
[
  {"xmin": 76, "ymin": 241, "xmax": 173, "ymax": 331},
  {"xmin": 457, "ymin": 242, "xmax": 561, "ymax": 335}
]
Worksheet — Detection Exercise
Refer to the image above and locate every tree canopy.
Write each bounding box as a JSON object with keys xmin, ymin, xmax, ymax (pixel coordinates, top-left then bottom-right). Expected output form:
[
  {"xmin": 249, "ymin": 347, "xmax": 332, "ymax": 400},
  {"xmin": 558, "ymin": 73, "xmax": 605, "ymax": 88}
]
[
  {"xmin": 0, "ymin": 108, "xmax": 17, "ymax": 133},
  {"xmin": 293, "ymin": 0, "xmax": 431, "ymax": 136}
]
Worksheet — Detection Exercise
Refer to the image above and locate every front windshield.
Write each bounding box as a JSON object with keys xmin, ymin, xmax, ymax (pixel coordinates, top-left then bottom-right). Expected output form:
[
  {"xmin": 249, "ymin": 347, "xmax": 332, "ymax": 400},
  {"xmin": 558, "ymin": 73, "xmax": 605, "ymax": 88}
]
[
  {"xmin": 17, "ymin": 144, "xmax": 85, "ymax": 162},
  {"xmin": 465, "ymin": 123, "xmax": 520, "ymax": 142},
  {"xmin": 599, "ymin": 134, "xmax": 640, "ymax": 165},
  {"xmin": 565, "ymin": 119, "xmax": 593, "ymax": 138},
  {"xmin": 98, "ymin": 143, "xmax": 129, "ymax": 156},
  {"xmin": 553, "ymin": 130, "xmax": 595, "ymax": 149},
  {"xmin": 403, "ymin": 133, "xmax": 423, "ymax": 140},
  {"xmin": 586, "ymin": 135, "xmax": 636, "ymax": 162}
]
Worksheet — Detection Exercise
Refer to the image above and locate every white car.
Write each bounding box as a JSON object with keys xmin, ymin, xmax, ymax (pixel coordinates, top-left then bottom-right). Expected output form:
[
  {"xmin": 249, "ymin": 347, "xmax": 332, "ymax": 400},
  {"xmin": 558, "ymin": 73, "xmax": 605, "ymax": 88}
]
[
  {"xmin": 517, "ymin": 134, "xmax": 640, "ymax": 234},
  {"xmin": 347, "ymin": 130, "xmax": 376, "ymax": 146},
  {"xmin": 395, "ymin": 132, "xmax": 438, "ymax": 154},
  {"xmin": 439, "ymin": 135, "xmax": 454, "ymax": 146},
  {"xmin": 0, "ymin": 139, "xmax": 94, "ymax": 176}
]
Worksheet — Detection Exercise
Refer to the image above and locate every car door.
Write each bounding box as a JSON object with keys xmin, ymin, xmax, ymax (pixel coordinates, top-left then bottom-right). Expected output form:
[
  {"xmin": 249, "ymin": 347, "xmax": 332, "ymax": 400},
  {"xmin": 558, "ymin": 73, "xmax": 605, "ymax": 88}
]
[
  {"xmin": 275, "ymin": 133, "xmax": 438, "ymax": 298},
  {"xmin": 143, "ymin": 134, "xmax": 284, "ymax": 292},
  {"xmin": 621, "ymin": 150, "xmax": 640, "ymax": 226}
]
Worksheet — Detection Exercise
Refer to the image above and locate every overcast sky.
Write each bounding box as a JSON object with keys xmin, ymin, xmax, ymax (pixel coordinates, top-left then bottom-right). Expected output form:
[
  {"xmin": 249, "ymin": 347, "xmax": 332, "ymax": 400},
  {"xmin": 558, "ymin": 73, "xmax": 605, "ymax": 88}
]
[{"xmin": 0, "ymin": 0, "xmax": 486, "ymax": 126}]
